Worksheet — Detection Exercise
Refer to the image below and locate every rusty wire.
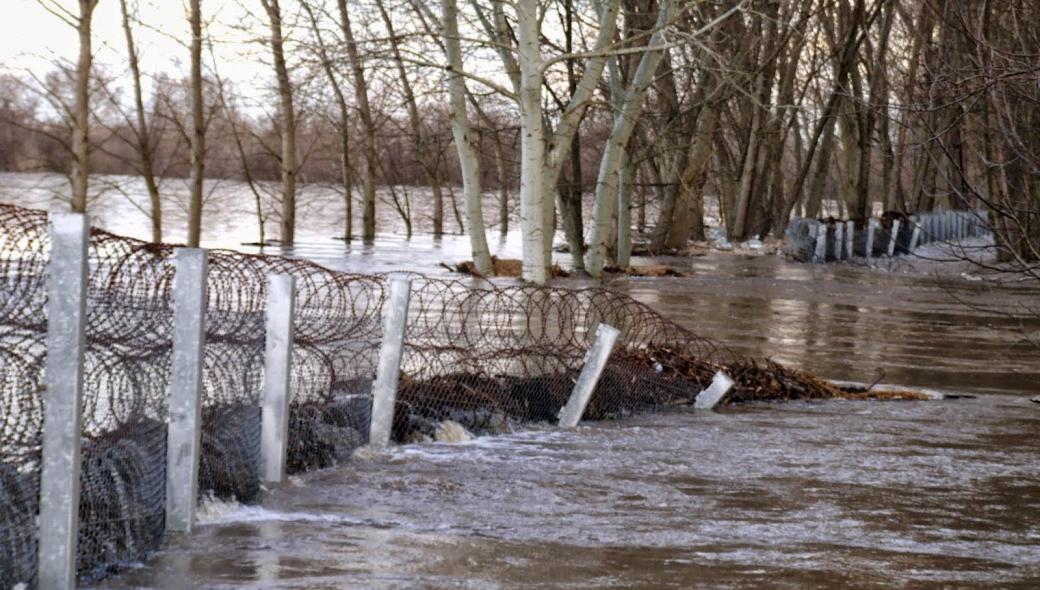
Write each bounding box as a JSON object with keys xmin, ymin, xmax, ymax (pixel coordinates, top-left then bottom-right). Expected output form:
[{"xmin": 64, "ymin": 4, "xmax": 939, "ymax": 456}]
[{"xmin": 0, "ymin": 201, "xmax": 729, "ymax": 587}]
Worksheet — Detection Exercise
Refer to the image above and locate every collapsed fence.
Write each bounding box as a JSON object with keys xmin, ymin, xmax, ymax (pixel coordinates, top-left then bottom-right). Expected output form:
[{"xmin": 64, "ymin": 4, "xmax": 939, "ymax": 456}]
[
  {"xmin": 785, "ymin": 209, "xmax": 991, "ymax": 263},
  {"xmin": 1, "ymin": 201, "xmax": 906, "ymax": 588}
]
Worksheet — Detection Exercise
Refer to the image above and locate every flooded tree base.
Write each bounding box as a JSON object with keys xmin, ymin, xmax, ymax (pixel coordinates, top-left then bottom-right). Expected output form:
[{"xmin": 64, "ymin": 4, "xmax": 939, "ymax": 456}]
[{"xmin": 441, "ymin": 258, "xmax": 691, "ymax": 279}]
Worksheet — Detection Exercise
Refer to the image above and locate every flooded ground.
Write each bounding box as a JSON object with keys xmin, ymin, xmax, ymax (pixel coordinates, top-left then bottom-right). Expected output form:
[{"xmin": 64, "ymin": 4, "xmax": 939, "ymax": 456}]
[
  {"xmin": 3, "ymin": 173, "xmax": 1038, "ymax": 587},
  {"xmin": 96, "ymin": 399, "xmax": 1040, "ymax": 589}
]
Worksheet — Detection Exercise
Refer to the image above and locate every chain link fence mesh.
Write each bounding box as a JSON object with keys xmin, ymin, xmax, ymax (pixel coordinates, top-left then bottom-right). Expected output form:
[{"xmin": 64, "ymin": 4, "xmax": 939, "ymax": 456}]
[{"xmin": 3, "ymin": 201, "xmax": 859, "ymax": 588}]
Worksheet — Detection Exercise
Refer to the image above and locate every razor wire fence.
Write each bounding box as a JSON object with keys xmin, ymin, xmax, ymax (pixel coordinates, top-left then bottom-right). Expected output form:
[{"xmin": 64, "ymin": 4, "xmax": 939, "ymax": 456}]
[{"xmin": 0, "ymin": 201, "xmax": 729, "ymax": 588}]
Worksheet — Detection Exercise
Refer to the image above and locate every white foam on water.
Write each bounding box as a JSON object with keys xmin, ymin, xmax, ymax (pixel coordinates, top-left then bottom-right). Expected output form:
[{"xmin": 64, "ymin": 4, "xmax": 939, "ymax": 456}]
[{"xmin": 195, "ymin": 495, "xmax": 361, "ymax": 526}]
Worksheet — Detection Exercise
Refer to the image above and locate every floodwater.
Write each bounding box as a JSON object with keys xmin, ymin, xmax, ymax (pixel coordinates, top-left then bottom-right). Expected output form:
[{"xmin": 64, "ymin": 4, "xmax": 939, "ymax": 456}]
[
  {"xmin": 2, "ymin": 173, "xmax": 1038, "ymax": 587},
  {"xmin": 97, "ymin": 400, "xmax": 1040, "ymax": 589}
]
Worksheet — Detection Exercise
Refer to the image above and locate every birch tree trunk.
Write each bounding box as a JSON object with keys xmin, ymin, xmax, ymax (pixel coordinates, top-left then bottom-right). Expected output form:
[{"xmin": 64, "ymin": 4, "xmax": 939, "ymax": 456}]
[
  {"xmin": 338, "ymin": 0, "xmax": 378, "ymax": 239},
  {"xmin": 585, "ymin": 0, "xmax": 673, "ymax": 277},
  {"xmin": 442, "ymin": 0, "xmax": 493, "ymax": 275},
  {"xmin": 187, "ymin": 0, "xmax": 205, "ymax": 247},
  {"xmin": 118, "ymin": 0, "xmax": 161, "ymax": 243},
  {"xmin": 538, "ymin": 0, "xmax": 621, "ymax": 276},
  {"xmin": 260, "ymin": 0, "xmax": 296, "ymax": 245},
  {"xmin": 515, "ymin": 0, "xmax": 547, "ymax": 283}
]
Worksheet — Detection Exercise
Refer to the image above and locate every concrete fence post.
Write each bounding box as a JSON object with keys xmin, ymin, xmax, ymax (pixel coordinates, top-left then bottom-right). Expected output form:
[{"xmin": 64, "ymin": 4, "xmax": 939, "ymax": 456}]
[
  {"xmin": 558, "ymin": 323, "xmax": 621, "ymax": 428},
  {"xmin": 807, "ymin": 222, "xmax": 819, "ymax": 263},
  {"xmin": 845, "ymin": 220, "xmax": 855, "ymax": 258},
  {"xmin": 834, "ymin": 222, "xmax": 845, "ymax": 260},
  {"xmin": 694, "ymin": 371, "xmax": 735, "ymax": 410},
  {"xmin": 38, "ymin": 212, "xmax": 89, "ymax": 590},
  {"xmin": 887, "ymin": 219, "xmax": 901, "ymax": 256},
  {"xmin": 262, "ymin": 274, "xmax": 295, "ymax": 482},
  {"xmin": 865, "ymin": 219, "xmax": 877, "ymax": 261},
  {"xmin": 165, "ymin": 249, "xmax": 208, "ymax": 533},
  {"xmin": 369, "ymin": 278, "xmax": 412, "ymax": 448},
  {"xmin": 813, "ymin": 223, "xmax": 828, "ymax": 263},
  {"xmin": 908, "ymin": 217, "xmax": 922, "ymax": 251}
]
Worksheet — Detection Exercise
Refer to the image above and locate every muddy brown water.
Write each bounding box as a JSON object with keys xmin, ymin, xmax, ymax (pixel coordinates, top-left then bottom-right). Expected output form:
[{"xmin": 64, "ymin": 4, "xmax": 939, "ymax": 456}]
[
  {"xmin": 3, "ymin": 174, "xmax": 1038, "ymax": 588},
  {"xmin": 96, "ymin": 239, "xmax": 1040, "ymax": 588}
]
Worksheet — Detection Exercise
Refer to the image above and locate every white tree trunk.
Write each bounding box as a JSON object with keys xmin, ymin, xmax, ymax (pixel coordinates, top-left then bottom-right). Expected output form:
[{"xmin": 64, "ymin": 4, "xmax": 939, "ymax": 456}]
[
  {"xmin": 516, "ymin": 0, "xmax": 547, "ymax": 283},
  {"xmin": 585, "ymin": 0, "xmax": 673, "ymax": 277},
  {"xmin": 443, "ymin": 0, "xmax": 493, "ymax": 275}
]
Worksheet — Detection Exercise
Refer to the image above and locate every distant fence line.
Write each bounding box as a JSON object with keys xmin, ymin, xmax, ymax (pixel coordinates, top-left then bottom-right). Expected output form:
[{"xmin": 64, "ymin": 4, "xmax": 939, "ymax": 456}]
[
  {"xmin": 0, "ymin": 202, "xmax": 727, "ymax": 589},
  {"xmin": 785, "ymin": 209, "xmax": 991, "ymax": 263}
]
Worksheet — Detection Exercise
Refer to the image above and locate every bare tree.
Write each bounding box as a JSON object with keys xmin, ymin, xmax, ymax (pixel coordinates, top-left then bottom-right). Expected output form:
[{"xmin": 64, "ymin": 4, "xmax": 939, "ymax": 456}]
[
  {"xmin": 300, "ymin": 0, "xmax": 354, "ymax": 241},
  {"xmin": 34, "ymin": 0, "xmax": 99, "ymax": 212},
  {"xmin": 585, "ymin": 0, "xmax": 675, "ymax": 277},
  {"xmin": 375, "ymin": 0, "xmax": 448, "ymax": 237},
  {"xmin": 442, "ymin": 0, "xmax": 493, "ymax": 274},
  {"xmin": 259, "ymin": 0, "xmax": 298, "ymax": 245},
  {"xmin": 337, "ymin": 0, "xmax": 378, "ymax": 240},
  {"xmin": 187, "ymin": 0, "xmax": 206, "ymax": 246},
  {"xmin": 117, "ymin": 0, "xmax": 162, "ymax": 243}
]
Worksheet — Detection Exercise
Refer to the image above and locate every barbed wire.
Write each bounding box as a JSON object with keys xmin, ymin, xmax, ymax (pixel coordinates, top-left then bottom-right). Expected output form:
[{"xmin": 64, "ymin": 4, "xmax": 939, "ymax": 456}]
[{"xmin": 0, "ymin": 201, "xmax": 730, "ymax": 587}]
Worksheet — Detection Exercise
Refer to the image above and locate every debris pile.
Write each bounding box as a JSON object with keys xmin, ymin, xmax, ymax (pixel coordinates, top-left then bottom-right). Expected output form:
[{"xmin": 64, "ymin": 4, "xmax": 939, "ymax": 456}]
[{"xmin": 627, "ymin": 347, "xmax": 931, "ymax": 404}]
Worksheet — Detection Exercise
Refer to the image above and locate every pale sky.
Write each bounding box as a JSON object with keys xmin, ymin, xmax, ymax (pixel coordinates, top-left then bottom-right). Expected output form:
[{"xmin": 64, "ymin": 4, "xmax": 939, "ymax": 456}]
[{"xmin": 0, "ymin": 0, "xmax": 270, "ymax": 91}]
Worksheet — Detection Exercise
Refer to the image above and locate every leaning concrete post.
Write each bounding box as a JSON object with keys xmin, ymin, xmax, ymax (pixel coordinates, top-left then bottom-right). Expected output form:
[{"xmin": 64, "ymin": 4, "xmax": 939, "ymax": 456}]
[
  {"xmin": 813, "ymin": 223, "xmax": 828, "ymax": 263},
  {"xmin": 865, "ymin": 218, "xmax": 877, "ymax": 261},
  {"xmin": 262, "ymin": 274, "xmax": 295, "ymax": 482},
  {"xmin": 833, "ymin": 222, "xmax": 845, "ymax": 260},
  {"xmin": 845, "ymin": 220, "xmax": 855, "ymax": 258},
  {"xmin": 369, "ymin": 278, "xmax": 412, "ymax": 448},
  {"xmin": 887, "ymin": 219, "xmax": 901, "ymax": 256},
  {"xmin": 694, "ymin": 371, "xmax": 735, "ymax": 410},
  {"xmin": 38, "ymin": 213, "xmax": 89, "ymax": 590},
  {"xmin": 908, "ymin": 217, "xmax": 922, "ymax": 251},
  {"xmin": 558, "ymin": 324, "xmax": 621, "ymax": 428},
  {"xmin": 165, "ymin": 249, "xmax": 208, "ymax": 533}
]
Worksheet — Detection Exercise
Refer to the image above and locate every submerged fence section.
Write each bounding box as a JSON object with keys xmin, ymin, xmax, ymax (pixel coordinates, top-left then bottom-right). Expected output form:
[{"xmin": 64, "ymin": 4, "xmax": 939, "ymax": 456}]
[
  {"xmin": 0, "ymin": 202, "xmax": 728, "ymax": 588},
  {"xmin": 785, "ymin": 209, "xmax": 991, "ymax": 263}
]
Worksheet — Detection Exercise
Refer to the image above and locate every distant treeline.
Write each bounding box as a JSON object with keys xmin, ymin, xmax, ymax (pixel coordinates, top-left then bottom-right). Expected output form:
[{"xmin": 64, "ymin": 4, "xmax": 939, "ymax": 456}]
[{"xmin": 1, "ymin": 0, "xmax": 1037, "ymax": 281}]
